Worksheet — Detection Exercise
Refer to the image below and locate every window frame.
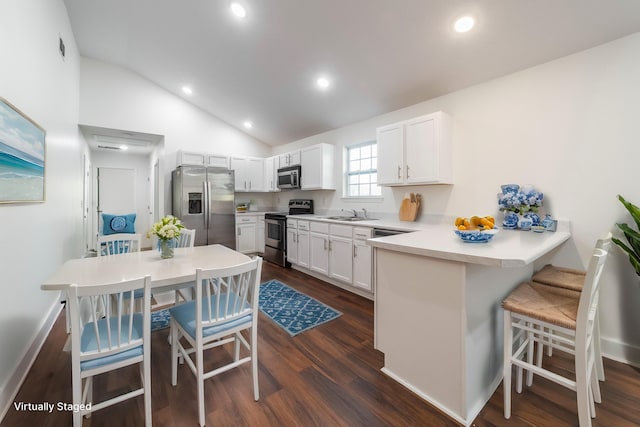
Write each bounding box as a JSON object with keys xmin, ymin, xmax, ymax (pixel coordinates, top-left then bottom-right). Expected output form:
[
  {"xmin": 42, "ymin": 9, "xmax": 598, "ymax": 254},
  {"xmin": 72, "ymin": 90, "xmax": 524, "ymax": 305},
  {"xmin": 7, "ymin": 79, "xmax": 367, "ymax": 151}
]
[{"xmin": 343, "ymin": 140, "xmax": 382, "ymax": 200}]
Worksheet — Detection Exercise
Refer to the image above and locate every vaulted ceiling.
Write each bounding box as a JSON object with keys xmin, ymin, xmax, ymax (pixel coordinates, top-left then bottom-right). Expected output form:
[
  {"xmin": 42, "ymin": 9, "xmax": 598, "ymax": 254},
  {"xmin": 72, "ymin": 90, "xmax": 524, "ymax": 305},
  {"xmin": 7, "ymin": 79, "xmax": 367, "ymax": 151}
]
[{"xmin": 64, "ymin": 0, "xmax": 640, "ymax": 146}]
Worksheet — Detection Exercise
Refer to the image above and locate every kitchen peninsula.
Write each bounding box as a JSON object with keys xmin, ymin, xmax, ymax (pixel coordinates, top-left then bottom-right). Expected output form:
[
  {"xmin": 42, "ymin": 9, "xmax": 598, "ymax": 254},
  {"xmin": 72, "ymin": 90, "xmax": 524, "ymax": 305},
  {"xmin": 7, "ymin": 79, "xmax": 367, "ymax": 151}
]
[{"xmin": 368, "ymin": 224, "xmax": 571, "ymax": 426}]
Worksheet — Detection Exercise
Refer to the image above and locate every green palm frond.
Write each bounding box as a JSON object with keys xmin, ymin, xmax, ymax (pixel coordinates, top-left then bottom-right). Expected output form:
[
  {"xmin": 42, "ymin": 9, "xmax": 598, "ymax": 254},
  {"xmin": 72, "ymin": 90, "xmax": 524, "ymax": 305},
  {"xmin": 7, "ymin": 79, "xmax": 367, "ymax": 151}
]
[
  {"xmin": 617, "ymin": 223, "xmax": 640, "ymax": 255},
  {"xmin": 612, "ymin": 237, "xmax": 640, "ymax": 276},
  {"xmin": 618, "ymin": 195, "xmax": 640, "ymax": 230},
  {"xmin": 614, "ymin": 195, "xmax": 640, "ymax": 276}
]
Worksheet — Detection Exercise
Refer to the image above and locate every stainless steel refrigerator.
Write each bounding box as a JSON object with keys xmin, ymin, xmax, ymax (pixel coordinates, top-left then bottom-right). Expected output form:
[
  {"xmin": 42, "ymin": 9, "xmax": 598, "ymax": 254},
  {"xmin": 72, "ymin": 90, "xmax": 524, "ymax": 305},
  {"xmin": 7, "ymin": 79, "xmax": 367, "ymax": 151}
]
[{"xmin": 171, "ymin": 166, "xmax": 236, "ymax": 248}]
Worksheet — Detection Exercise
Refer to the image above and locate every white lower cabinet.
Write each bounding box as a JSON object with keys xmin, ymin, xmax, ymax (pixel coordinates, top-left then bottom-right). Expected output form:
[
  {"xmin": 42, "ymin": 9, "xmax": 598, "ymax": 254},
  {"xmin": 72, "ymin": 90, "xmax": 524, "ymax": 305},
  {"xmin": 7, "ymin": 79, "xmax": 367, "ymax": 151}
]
[
  {"xmin": 309, "ymin": 221, "xmax": 329, "ymax": 275},
  {"xmin": 236, "ymin": 215, "xmax": 257, "ymax": 254},
  {"xmin": 297, "ymin": 221, "xmax": 310, "ymax": 268},
  {"xmin": 329, "ymin": 224, "xmax": 353, "ymax": 284},
  {"xmin": 352, "ymin": 227, "xmax": 373, "ymax": 292},
  {"xmin": 256, "ymin": 214, "xmax": 265, "ymax": 254},
  {"xmin": 286, "ymin": 219, "xmax": 298, "ymax": 264},
  {"xmin": 290, "ymin": 219, "xmax": 373, "ymax": 296}
]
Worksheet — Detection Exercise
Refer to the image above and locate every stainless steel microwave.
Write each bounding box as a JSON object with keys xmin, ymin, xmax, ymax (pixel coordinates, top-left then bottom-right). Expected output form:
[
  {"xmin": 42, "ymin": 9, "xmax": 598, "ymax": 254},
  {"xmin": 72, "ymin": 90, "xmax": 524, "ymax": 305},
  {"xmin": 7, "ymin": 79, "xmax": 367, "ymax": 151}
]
[{"xmin": 277, "ymin": 165, "xmax": 301, "ymax": 190}]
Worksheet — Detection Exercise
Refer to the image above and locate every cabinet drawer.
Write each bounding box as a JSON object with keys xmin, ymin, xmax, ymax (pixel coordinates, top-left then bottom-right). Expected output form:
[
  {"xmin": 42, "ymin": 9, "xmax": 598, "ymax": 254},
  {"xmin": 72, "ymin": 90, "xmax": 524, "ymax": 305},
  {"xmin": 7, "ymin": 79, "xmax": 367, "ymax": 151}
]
[
  {"xmin": 329, "ymin": 224, "xmax": 352, "ymax": 238},
  {"xmin": 297, "ymin": 220, "xmax": 310, "ymax": 231},
  {"xmin": 310, "ymin": 221, "xmax": 329, "ymax": 234},
  {"xmin": 287, "ymin": 219, "xmax": 298, "ymax": 228},
  {"xmin": 237, "ymin": 215, "xmax": 257, "ymax": 224},
  {"xmin": 353, "ymin": 227, "xmax": 372, "ymax": 240}
]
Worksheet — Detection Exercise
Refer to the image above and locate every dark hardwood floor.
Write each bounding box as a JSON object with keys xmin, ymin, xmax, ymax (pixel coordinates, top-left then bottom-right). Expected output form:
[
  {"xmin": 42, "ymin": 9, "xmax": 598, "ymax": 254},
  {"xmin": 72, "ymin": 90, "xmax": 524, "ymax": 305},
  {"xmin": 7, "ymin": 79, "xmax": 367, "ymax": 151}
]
[{"xmin": 3, "ymin": 262, "xmax": 639, "ymax": 426}]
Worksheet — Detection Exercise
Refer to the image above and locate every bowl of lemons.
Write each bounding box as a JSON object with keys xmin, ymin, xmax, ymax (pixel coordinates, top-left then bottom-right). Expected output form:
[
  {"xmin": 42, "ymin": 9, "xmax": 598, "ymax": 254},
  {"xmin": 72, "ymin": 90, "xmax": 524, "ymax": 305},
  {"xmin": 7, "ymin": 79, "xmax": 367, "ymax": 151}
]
[{"xmin": 454, "ymin": 216, "xmax": 499, "ymax": 243}]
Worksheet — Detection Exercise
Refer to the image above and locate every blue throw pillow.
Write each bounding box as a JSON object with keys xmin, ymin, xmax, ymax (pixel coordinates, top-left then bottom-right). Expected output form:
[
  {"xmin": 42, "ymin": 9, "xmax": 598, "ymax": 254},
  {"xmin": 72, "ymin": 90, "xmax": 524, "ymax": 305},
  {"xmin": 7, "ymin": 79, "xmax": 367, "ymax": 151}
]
[{"xmin": 102, "ymin": 213, "xmax": 136, "ymax": 235}]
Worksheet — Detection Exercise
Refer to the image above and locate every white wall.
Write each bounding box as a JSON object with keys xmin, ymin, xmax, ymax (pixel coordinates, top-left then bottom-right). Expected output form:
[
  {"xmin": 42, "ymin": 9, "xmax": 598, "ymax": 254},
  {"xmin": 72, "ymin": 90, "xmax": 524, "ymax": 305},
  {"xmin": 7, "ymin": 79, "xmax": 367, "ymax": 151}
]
[
  {"xmin": 78, "ymin": 58, "xmax": 272, "ymax": 214},
  {"xmin": 0, "ymin": 0, "xmax": 86, "ymax": 415},
  {"xmin": 276, "ymin": 33, "xmax": 640, "ymax": 364}
]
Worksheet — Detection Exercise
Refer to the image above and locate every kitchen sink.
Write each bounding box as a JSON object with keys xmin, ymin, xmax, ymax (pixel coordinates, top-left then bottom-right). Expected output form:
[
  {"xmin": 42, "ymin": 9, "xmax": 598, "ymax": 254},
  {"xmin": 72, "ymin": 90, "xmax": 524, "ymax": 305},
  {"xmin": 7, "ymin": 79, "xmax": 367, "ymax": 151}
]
[{"xmin": 323, "ymin": 216, "xmax": 377, "ymax": 222}]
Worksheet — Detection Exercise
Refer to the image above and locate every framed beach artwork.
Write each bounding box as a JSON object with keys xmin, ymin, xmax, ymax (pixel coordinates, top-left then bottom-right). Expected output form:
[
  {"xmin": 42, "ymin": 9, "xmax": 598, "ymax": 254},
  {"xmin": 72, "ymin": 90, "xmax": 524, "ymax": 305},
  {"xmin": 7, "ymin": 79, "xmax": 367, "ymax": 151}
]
[{"xmin": 0, "ymin": 97, "xmax": 46, "ymax": 203}]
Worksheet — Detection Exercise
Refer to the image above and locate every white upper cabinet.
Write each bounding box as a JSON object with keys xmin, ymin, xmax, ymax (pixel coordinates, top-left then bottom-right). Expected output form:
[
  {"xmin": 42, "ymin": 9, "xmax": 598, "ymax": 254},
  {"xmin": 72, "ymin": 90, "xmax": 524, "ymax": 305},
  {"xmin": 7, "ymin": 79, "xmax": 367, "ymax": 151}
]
[
  {"xmin": 176, "ymin": 150, "xmax": 229, "ymax": 168},
  {"xmin": 377, "ymin": 123, "xmax": 405, "ymax": 185},
  {"xmin": 207, "ymin": 154, "xmax": 229, "ymax": 168},
  {"xmin": 377, "ymin": 111, "xmax": 452, "ymax": 186},
  {"xmin": 301, "ymin": 143, "xmax": 335, "ymax": 190},
  {"xmin": 278, "ymin": 150, "xmax": 301, "ymax": 168},
  {"xmin": 263, "ymin": 156, "xmax": 279, "ymax": 192},
  {"xmin": 230, "ymin": 156, "xmax": 264, "ymax": 192}
]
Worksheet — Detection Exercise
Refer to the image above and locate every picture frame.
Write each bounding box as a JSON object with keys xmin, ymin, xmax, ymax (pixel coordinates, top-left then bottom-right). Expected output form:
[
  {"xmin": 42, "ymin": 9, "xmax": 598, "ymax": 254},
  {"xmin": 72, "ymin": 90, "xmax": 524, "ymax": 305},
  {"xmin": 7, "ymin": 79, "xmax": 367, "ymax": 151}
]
[{"xmin": 0, "ymin": 96, "xmax": 46, "ymax": 203}]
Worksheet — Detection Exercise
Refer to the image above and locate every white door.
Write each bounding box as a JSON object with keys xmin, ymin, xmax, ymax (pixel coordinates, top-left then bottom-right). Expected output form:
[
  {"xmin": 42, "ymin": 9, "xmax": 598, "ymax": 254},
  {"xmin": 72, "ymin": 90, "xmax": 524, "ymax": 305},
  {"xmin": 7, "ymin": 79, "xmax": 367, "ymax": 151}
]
[
  {"xmin": 237, "ymin": 223, "xmax": 256, "ymax": 253},
  {"xmin": 82, "ymin": 155, "xmax": 91, "ymax": 253},
  {"xmin": 297, "ymin": 221, "xmax": 310, "ymax": 268},
  {"xmin": 329, "ymin": 235, "xmax": 353, "ymax": 284},
  {"xmin": 97, "ymin": 167, "xmax": 136, "ymax": 236},
  {"xmin": 286, "ymin": 227, "xmax": 298, "ymax": 264},
  {"xmin": 309, "ymin": 232, "xmax": 329, "ymax": 275},
  {"xmin": 405, "ymin": 115, "xmax": 438, "ymax": 184},
  {"xmin": 246, "ymin": 158, "xmax": 264, "ymax": 191},
  {"xmin": 353, "ymin": 239, "xmax": 373, "ymax": 291},
  {"xmin": 376, "ymin": 123, "xmax": 405, "ymax": 185}
]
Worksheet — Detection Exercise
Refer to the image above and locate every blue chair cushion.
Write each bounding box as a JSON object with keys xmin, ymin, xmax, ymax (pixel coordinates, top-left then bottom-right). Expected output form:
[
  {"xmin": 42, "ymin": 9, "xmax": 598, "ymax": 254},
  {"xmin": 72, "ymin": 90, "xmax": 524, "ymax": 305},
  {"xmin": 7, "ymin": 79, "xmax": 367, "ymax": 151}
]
[
  {"xmin": 169, "ymin": 292, "xmax": 252, "ymax": 339},
  {"xmin": 80, "ymin": 313, "xmax": 144, "ymax": 371},
  {"xmin": 102, "ymin": 213, "xmax": 136, "ymax": 235},
  {"xmin": 122, "ymin": 288, "xmax": 145, "ymax": 299}
]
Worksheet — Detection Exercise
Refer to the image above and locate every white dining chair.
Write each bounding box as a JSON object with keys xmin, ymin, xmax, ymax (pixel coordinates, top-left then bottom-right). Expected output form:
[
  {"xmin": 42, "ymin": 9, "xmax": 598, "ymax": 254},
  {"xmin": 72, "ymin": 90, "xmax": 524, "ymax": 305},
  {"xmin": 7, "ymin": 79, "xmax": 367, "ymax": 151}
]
[
  {"xmin": 67, "ymin": 275, "xmax": 152, "ymax": 427},
  {"xmin": 97, "ymin": 233, "xmax": 141, "ymax": 256},
  {"xmin": 169, "ymin": 257, "xmax": 263, "ymax": 427},
  {"xmin": 175, "ymin": 228, "xmax": 196, "ymax": 249},
  {"xmin": 502, "ymin": 242, "xmax": 610, "ymax": 427},
  {"xmin": 173, "ymin": 229, "xmax": 196, "ymax": 305},
  {"xmin": 97, "ymin": 233, "xmax": 144, "ymax": 311}
]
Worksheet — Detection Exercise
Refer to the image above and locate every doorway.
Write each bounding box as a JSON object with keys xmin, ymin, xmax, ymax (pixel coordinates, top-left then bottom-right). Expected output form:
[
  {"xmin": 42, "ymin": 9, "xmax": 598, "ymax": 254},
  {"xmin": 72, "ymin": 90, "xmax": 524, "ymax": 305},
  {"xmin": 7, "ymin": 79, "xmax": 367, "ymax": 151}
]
[
  {"xmin": 81, "ymin": 125, "xmax": 164, "ymax": 251},
  {"xmin": 96, "ymin": 167, "xmax": 136, "ymax": 237}
]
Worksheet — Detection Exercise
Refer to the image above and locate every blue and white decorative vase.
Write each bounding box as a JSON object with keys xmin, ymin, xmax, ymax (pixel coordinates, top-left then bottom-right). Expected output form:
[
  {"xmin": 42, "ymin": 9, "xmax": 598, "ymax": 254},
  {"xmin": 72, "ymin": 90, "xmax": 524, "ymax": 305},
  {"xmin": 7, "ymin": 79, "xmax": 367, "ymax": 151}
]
[
  {"xmin": 503, "ymin": 211, "xmax": 518, "ymax": 229},
  {"xmin": 541, "ymin": 214, "xmax": 556, "ymax": 231},
  {"xmin": 501, "ymin": 184, "xmax": 520, "ymax": 195},
  {"xmin": 524, "ymin": 212, "xmax": 540, "ymax": 226},
  {"xmin": 518, "ymin": 214, "xmax": 533, "ymax": 231}
]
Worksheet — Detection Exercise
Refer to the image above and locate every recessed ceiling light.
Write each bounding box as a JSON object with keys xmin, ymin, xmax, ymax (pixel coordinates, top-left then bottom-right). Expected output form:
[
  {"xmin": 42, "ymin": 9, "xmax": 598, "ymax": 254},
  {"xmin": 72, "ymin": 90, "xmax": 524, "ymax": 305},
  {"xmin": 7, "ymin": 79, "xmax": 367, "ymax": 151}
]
[
  {"xmin": 243, "ymin": 120, "xmax": 253, "ymax": 129},
  {"xmin": 454, "ymin": 16, "xmax": 475, "ymax": 33},
  {"xmin": 182, "ymin": 86, "xmax": 193, "ymax": 95},
  {"xmin": 230, "ymin": 2, "xmax": 247, "ymax": 19},
  {"xmin": 120, "ymin": 145, "xmax": 128, "ymax": 150},
  {"xmin": 316, "ymin": 76, "xmax": 330, "ymax": 90}
]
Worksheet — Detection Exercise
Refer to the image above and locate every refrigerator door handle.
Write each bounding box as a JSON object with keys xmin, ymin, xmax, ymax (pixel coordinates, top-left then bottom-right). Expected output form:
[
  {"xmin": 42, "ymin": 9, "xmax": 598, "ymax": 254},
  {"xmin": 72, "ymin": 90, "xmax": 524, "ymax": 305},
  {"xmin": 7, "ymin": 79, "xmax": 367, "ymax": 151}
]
[{"xmin": 204, "ymin": 180, "xmax": 210, "ymax": 230}]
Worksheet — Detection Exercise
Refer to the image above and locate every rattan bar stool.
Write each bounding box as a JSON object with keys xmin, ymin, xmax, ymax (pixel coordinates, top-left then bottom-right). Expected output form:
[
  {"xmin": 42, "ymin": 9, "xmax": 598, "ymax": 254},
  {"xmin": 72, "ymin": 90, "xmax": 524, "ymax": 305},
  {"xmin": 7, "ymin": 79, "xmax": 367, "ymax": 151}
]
[
  {"xmin": 531, "ymin": 234, "xmax": 611, "ymax": 381},
  {"xmin": 502, "ymin": 244, "xmax": 609, "ymax": 427}
]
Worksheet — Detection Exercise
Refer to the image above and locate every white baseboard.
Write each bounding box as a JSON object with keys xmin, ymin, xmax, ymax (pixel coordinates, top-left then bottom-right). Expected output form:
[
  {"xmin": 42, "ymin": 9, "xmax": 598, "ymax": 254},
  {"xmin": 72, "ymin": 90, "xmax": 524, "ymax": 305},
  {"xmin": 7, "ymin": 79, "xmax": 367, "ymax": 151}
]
[
  {"xmin": 601, "ymin": 337, "xmax": 640, "ymax": 368},
  {"xmin": 0, "ymin": 301, "xmax": 62, "ymax": 423}
]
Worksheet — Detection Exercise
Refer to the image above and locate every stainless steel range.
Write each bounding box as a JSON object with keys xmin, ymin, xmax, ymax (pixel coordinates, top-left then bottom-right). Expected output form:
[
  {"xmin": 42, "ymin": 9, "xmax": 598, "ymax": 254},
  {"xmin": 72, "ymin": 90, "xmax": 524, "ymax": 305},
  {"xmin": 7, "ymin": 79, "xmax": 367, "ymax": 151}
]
[{"xmin": 264, "ymin": 199, "xmax": 314, "ymax": 267}]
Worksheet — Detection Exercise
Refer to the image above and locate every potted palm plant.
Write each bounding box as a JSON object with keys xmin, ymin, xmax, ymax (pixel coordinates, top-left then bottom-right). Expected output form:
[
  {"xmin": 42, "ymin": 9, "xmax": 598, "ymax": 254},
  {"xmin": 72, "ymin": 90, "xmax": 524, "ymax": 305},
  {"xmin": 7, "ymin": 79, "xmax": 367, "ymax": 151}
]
[{"xmin": 613, "ymin": 195, "xmax": 640, "ymax": 276}]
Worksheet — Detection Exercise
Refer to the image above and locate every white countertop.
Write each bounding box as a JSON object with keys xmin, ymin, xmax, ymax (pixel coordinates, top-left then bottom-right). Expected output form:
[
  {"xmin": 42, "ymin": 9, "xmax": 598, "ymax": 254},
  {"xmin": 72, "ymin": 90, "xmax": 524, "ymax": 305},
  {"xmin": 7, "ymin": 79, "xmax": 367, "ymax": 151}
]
[
  {"xmin": 287, "ymin": 214, "xmax": 570, "ymax": 267},
  {"xmin": 286, "ymin": 214, "xmax": 428, "ymax": 231},
  {"xmin": 368, "ymin": 225, "xmax": 570, "ymax": 268}
]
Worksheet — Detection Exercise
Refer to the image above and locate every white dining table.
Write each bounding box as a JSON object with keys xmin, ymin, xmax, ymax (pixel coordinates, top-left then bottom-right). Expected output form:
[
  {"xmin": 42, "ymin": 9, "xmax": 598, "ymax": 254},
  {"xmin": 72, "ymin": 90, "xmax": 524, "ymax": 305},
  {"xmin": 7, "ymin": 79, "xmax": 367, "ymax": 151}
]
[{"xmin": 41, "ymin": 244, "xmax": 252, "ymax": 292}]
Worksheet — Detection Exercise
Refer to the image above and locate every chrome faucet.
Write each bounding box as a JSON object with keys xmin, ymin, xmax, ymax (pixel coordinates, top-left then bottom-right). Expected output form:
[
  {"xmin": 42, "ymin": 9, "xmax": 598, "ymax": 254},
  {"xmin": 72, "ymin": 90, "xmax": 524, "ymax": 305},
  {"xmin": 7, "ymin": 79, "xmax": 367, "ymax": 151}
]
[
  {"xmin": 362, "ymin": 208, "xmax": 368, "ymax": 219},
  {"xmin": 342, "ymin": 208, "xmax": 357, "ymax": 217}
]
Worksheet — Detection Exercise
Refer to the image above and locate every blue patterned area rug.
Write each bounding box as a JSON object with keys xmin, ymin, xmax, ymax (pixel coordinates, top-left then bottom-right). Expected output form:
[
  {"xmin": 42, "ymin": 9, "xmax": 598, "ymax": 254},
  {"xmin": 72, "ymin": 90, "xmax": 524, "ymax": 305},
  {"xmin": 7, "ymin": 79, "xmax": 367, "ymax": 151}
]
[
  {"xmin": 151, "ymin": 309, "xmax": 171, "ymax": 332},
  {"xmin": 259, "ymin": 280, "xmax": 342, "ymax": 336}
]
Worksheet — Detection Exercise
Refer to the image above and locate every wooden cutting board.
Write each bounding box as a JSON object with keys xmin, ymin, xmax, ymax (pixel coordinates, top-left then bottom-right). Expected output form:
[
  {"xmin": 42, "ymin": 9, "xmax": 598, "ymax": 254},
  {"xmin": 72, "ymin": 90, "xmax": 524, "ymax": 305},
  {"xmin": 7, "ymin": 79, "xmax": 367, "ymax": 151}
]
[{"xmin": 399, "ymin": 193, "xmax": 420, "ymax": 221}]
